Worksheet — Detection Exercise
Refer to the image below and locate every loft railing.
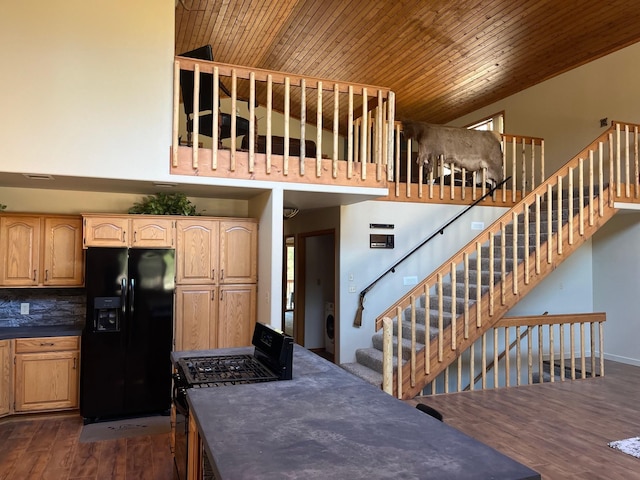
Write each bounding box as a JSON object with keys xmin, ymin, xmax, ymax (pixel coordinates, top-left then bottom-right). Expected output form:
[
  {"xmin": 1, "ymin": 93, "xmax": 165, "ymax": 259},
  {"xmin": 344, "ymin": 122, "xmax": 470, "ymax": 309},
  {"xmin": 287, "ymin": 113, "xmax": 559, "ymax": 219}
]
[
  {"xmin": 408, "ymin": 313, "xmax": 606, "ymax": 396},
  {"xmin": 377, "ymin": 120, "xmax": 640, "ymax": 400},
  {"xmin": 390, "ymin": 124, "xmax": 545, "ymax": 205},
  {"xmin": 171, "ymin": 56, "xmax": 395, "ymax": 188}
]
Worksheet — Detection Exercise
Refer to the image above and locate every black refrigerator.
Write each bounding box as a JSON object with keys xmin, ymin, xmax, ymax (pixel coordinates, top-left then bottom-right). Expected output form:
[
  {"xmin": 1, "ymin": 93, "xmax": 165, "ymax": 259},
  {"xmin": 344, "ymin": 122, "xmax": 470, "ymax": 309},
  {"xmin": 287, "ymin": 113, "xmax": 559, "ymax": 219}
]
[{"xmin": 81, "ymin": 247, "xmax": 175, "ymax": 423}]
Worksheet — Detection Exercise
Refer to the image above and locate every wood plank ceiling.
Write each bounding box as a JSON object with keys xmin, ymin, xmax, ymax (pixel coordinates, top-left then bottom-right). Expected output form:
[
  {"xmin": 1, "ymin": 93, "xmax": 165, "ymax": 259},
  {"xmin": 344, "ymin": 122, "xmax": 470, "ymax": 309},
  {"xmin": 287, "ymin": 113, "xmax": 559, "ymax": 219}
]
[{"xmin": 175, "ymin": 0, "xmax": 640, "ymax": 125}]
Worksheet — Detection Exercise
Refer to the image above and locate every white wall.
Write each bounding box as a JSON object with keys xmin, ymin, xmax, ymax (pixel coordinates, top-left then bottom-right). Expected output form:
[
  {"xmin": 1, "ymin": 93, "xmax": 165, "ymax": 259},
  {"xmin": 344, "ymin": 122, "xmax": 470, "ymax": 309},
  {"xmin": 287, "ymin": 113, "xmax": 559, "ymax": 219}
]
[
  {"xmin": 593, "ymin": 212, "xmax": 640, "ymax": 366},
  {"xmin": 339, "ymin": 201, "xmax": 506, "ymax": 363},
  {"xmin": 0, "ymin": 0, "xmax": 175, "ymax": 183}
]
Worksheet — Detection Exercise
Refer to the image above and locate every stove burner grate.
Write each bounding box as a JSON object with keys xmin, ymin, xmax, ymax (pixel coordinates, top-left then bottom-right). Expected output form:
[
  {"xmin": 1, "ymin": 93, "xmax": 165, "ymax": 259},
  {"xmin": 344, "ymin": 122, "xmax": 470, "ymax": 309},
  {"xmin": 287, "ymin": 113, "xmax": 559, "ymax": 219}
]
[{"xmin": 178, "ymin": 354, "xmax": 279, "ymax": 386}]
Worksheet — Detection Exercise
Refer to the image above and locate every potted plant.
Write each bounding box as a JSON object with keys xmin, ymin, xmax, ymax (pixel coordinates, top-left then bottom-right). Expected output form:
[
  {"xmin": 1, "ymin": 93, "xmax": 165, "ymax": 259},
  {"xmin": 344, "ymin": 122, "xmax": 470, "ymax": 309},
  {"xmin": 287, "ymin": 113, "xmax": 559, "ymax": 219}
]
[{"xmin": 128, "ymin": 192, "xmax": 198, "ymax": 215}]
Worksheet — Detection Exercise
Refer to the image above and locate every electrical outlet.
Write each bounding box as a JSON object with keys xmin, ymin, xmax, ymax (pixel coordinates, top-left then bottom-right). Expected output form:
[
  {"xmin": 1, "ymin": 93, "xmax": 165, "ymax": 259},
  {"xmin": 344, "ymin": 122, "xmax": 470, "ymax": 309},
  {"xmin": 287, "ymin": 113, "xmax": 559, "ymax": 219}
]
[
  {"xmin": 471, "ymin": 221, "xmax": 485, "ymax": 230},
  {"xmin": 348, "ymin": 285, "xmax": 356, "ymax": 293},
  {"xmin": 20, "ymin": 303, "xmax": 29, "ymax": 315}
]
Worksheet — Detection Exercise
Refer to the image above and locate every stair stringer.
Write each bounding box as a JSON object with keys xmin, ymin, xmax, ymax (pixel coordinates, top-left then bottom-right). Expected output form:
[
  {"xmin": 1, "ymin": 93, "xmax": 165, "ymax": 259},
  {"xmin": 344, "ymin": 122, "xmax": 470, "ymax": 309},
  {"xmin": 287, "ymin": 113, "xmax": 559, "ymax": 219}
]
[{"xmin": 393, "ymin": 194, "xmax": 616, "ymax": 399}]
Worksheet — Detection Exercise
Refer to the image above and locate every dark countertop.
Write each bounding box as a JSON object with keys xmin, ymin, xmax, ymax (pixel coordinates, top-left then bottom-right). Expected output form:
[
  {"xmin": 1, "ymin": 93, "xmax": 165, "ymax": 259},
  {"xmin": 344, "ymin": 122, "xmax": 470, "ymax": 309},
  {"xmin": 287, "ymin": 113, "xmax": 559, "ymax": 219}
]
[
  {"xmin": 0, "ymin": 325, "xmax": 83, "ymax": 340},
  {"xmin": 185, "ymin": 345, "xmax": 540, "ymax": 480}
]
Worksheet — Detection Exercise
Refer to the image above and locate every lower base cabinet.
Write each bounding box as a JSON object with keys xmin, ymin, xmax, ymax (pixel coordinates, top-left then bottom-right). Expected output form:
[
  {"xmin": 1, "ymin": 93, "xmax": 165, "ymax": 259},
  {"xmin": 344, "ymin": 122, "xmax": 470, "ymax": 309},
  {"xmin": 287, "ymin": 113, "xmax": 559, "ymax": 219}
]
[
  {"xmin": 13, "ymin": 336, "xmax": 80, "ymax": 413},
  {"xmin": 0, "ymin": 340, "xmax": 11, "ymax": 416}
]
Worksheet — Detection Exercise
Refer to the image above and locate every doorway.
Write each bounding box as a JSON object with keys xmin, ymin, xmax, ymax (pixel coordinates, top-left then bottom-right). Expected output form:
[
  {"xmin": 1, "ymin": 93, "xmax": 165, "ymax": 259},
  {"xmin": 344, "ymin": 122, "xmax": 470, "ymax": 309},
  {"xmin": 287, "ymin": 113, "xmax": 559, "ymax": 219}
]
[
  {"xmin": 282, "ymin": 235, "xmax": 295, "ymax": 337},
  {"xmin": 295, "ymin": 230, "xmax": 336, "ymax": 363}
]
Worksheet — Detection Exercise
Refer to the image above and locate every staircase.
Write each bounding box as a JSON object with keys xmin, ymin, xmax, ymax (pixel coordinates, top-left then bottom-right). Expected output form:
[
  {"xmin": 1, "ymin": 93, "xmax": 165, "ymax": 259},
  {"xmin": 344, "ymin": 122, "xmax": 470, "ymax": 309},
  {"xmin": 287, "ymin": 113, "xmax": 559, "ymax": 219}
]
[{"xmin": 342, "ymin": 121, "xmax": 639, "ymax": 399}]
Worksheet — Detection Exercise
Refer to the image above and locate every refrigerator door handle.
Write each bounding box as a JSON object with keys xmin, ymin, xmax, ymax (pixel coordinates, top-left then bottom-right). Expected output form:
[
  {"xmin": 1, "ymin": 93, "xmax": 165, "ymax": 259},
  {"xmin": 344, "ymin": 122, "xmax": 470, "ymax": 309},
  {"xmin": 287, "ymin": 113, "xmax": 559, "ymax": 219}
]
[
  {"xmin": 128, "ymin": 278, "xmax": 135, "ymax": 347},
  {"xmin": 120, "ymin": 277, "xmax": 127, "ymax": 318}
]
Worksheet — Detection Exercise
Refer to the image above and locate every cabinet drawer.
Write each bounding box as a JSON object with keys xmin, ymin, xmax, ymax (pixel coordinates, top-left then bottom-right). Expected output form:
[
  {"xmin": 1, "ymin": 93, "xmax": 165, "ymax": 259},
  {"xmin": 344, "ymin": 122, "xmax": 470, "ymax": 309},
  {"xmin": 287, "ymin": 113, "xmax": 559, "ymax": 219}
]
[{"xmin": 15, "ymin": 336, "xmax": 79, "ymax": 353}]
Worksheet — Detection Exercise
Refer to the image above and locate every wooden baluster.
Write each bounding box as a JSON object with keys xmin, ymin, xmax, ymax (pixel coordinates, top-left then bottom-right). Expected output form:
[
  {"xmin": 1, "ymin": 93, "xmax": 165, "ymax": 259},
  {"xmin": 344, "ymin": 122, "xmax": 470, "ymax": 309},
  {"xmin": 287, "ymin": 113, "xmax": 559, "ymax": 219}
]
[
  {"xmin": 439, "ymin": 157, "xmax": 445, "ymax": 200},
  {"xmin": 512, "ymin": 139, "xmax": 517, "ymax": 203},
  {"xmin": 488, "ymin": 233, "xmax": 494, "ymax": 316},
  {"xmin": 538, "ymin": 325, "xmax": 544, "ymax": 383},
  {"xmin": 541, "ymin": 139, "xmax": 546, "ymax": 184},
  {"xmin": 437, "ymin": 273, "xmax": 443, "ymax": 361},
  {"xmin": 457, "ymin": 354, "xmax": 462, "ymax": 393},
  {"xmin": 464, "ymin": 253, "xmax": 470, "ymax": 337},
  {"xmin": 347, "ymin": 85, "xmax": 354, "ymax": 179},
  {"xmin": 230, "ymin": 69, "xmax": 237, "ymax": 171},
  {"xmin": 333, "ymin": 83, "xmax": 339, "ymax": 178},
  {"xmin": 527, "ymin": 326, "xmax": 533, "ymax": 384},
  {"xmin": 597, "ymin": 141, "xmax": 604, "ymax": 216},
  {"xmin": 589, "ymin": 150, "xmax": 594, "ymax": 226},
  {"xmin": 424, "ymin": 283, "xmax": 431, "ymax": 375},
  {"xmin": 568, "ymin": 168, "xmax": 574, "ymax": 245},
  {"xmin": 172, "ymin": 60, "xmax": 180, "ymax": 168},
  {"xmin": 608, "ymin": 132, "xmax": 614, "ymax": 206},
  {"xmin": 512, "ymin": 211, "xmax": 518, "ymax": 295},
  {"xmin": 300, "ymin": 79, "xmax": 306, "ymax": 175},
  {"xmin": 444, "ymin": 366, "xmax": 450, "ymax": 394},
  {"xmin": 516, "ymin": 325, "xmax": 522, "ymax": 386},
  {"xmin": 473, "ymin": 171, "xmax": 477, "ymax": 201},
  {"xmin": 616, "ymin": 123, "xmax": 621, "ymax": 197},
  {"xmin": 570, "ymin": 323, "xmax": 576, "ymax": 380},
  {"xmin": 376, "ymin": 90, "xmax": 383, "ymax": 181},
  {"xmin": 450, "ymin": 263, "xmax": 456, "ymax": 351},
  {"xmin": 482, "ymin": 332, "xmax": 487, "ymax": 389},
  {"xmin": 504, "ymin": 326, "xmax": 510, "ymax": 387},
  {"xmin": 599, "ymin": 321, "xmax": 605, "ymax": 377},
  {"xmin": 394, "ymin": 123, "xmax": 401, "ymax": 197},
  {"xmin": 547, "ymin": 184, "xmax": 553, "ymax": 264},
  {"xmin": 266, "ymin": 74, "xmax": 272, "ymax": 174},
  {"xmin": 248, "ymin": 72, "xmax": 255, "ymax": 173},
  {"xmin": 580, "ymin": 322, "xmax": 586, "ymax": 379},
  {"xmin": 500, "ymin": 223, "xmax": 506, "ymax": 306},
  {"xmin": 396, "ymin": 306, "xmax": 402, "ymax": 398},
  {"xmin": 429, "ymin": 162, "xmax": 434, "ymax": 199},
  {"xmin": 469, "ymin": 343, "xmax": 475, "ymax": 391},
  {"xmin": 531, "ymin": 139, "xmax": 536, "ymax": 191},
  {"xmin": 316, "ymin": 81, "xmax": 323, "ymax": 177},
  {"xmin": 501, "ymin": 136, "xmax": 507, "ymax": 202},
  {"xmin": 192, "ymin": 64, "xmax": 200, "ymax": 169},
  {"xmin": 382, "ymin": 317, "xmax": 392, "ymax": 395},
  {"xmin": 635, "ymin": 126, "xmax": 639, "ymax": 199},
  {"xmin": 549, "ymin": 325, "xmax": 555, "ymax": 383},
  {"xmin": 590, "ymin": 322, "xmax": 596, "ymax": 378},
  {"xmin": 521, "ymin": 138, "xmax": 526, "ymax": 198},
  {"xmin": 361, "ymin": 87, "xmax": 368, "ymax": 180},
  {"xmin": 559, "ymin": 323, "xmax": 565, "ymax": 382},
  {"xmin": 493, "ymin": 328, "xmax": 499, "ymax": 388},
  {"xmin": 579, "ymin": 158, "xmax": 584, "ymax": 235},
  {"xmin": 284, "ymin": 77, "xmax": 290, "ymax": 175},
  {"xmin": 212, "ymin": 66, "xmax": 219, "ymax": 170},
  {"xmin": 450, "ymin": 163, "xmax": 455, "ymax": 200},
  {"xmin": 476, "ymin": 241, "xmax": 482, "ymax": 326},
  {"xmin": 535, "ymin": 194, "xmax": 541, "ymax": 274},
  {"xmin": 387, "ymin": 92, "xmax": 396, "ymax": 183},
  {"xmin": 557, "ymin": 176, "xmax": 563, "ymax": 255},
  {"xmin": 625, "ymin": 124, "xmax": 630, "ymax": 198},
  {"xmin": 424, "ymin": 283, "xmax": 430, "ymax": 375},
  {"xmin": 410, "ymin": 295, "xmax": 416, "ymax": 388},
  {"xmin": 406, "ymin": 139, "xmax": 412, "ymax": 198},
  {"xmin": 461, "ymin": 167, "xmax": 466, "ymax": 200},
  {"xmin": 524, "ymin": 203, "xmax": 530, "ymax": 285}
]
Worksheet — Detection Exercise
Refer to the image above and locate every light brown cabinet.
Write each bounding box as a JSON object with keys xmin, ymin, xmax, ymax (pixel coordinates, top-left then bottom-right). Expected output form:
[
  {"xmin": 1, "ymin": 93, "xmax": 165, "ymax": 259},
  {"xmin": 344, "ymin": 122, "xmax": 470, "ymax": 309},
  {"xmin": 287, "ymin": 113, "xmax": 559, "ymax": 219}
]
[
  {"xmin": 0, "ymin": 340, "xmax": 11, "ymax": 417},
  {"xmin": 0, "ymin": 214, "xmax": 83, "ymax": 287},
  {"xmin": 13, "ymin": 336, "xmax": 80, "ymax": 413},
  {"xmin": 174, "ymin": 218, "xmax": 258, "ymax": 351},
  {"xmin": 174, "ymin": 284, "xmax": 257, "ymax": 351},
  {"xmin": 82, "ymin": 215, "xmax": 176, "ymax": 248}
]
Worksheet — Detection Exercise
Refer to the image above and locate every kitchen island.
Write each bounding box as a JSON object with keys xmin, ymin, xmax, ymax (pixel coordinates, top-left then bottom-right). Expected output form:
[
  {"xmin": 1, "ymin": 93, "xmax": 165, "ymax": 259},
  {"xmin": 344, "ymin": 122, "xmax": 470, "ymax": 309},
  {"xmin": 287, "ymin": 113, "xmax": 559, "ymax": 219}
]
[{"xmin": 179, "ymin": 345, "xmax": 540, "ymax": 480}]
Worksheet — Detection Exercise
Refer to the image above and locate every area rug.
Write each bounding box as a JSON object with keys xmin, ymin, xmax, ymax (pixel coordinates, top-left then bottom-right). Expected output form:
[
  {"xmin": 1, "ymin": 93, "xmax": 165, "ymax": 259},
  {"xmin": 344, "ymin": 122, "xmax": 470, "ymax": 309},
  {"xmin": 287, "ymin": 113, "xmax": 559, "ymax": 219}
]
[
  {"xmin": 608, "ymin": 436, "xmax": 640, "ymax": 459},
  {"xmin": 79, "ymin": 415, "xmax": 171, "ymax": 443}
]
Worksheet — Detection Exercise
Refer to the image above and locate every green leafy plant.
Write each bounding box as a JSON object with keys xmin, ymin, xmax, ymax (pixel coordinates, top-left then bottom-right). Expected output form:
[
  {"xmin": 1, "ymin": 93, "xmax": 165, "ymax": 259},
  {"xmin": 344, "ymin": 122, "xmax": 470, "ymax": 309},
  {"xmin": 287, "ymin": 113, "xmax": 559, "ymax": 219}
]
[
  {"xmin": 0, "ymin": 204, "xmax": 6, "ymax": 210},
  {"xmin": 128, "ymin": 192, "xmax": 198, "ymax": 216}
]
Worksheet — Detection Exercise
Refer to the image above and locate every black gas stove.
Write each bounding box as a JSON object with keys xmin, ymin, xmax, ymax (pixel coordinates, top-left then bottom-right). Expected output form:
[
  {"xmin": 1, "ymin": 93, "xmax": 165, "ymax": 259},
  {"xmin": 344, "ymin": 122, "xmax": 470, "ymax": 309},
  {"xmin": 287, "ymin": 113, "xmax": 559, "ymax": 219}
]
[{"xmin": 173, "ymin": 322, "xmax": 294, "ymax": 480}]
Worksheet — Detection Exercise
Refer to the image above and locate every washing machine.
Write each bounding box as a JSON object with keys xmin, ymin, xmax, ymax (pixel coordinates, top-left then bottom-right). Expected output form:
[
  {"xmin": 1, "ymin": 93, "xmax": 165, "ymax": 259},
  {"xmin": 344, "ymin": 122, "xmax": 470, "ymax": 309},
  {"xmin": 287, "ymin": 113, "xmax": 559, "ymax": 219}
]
[{"xmin": 324, "ymin": 301, "xmax": 335, "ymax": 354}]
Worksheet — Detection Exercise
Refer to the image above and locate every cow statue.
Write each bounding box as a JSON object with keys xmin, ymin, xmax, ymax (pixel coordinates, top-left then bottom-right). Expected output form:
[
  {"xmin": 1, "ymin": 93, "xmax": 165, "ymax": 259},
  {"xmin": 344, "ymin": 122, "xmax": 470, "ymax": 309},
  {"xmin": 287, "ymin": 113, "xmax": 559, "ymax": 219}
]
[{"xmin": 402, "ymin": 121, "xmax": 504, "ymax": 188}]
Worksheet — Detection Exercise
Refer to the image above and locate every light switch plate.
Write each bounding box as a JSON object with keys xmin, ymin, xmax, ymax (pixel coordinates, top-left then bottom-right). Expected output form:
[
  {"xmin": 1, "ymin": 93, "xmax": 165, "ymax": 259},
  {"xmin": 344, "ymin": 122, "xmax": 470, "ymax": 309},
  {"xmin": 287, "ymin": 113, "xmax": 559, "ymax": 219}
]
[{"xmin": 21, "ymin": 303, "xmax": 29, "ymax": 315}]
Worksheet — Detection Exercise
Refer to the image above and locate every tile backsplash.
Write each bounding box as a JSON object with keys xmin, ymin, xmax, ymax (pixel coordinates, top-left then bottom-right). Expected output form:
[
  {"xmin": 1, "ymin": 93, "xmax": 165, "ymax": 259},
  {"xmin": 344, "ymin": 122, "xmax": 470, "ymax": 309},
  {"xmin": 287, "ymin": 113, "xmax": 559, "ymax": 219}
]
[{"xmin": 0, "ymin": 289, "xmax": 85, "ymax": 328}]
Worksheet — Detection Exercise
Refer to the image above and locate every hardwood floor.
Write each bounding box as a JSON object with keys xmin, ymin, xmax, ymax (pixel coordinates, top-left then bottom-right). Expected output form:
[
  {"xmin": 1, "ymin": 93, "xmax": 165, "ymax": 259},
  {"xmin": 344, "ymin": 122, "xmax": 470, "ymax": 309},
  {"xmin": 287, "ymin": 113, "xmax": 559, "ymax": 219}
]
[
  {"xmin": 0, "ymin": 414, "xmax": 174, "ymax": 480},
  {"xmin": 408, "ymin": 360, "xmax": 640, "ymax": 479}
]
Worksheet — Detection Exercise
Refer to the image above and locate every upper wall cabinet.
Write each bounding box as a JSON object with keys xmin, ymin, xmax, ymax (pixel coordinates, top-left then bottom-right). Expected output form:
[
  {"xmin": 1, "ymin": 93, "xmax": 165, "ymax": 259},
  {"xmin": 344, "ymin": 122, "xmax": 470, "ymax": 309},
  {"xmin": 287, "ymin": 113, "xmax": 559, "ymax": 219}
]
[
  {"xmin": 0, "ymin": 214, "xmax": 84, "ymax": 287},
  {"xmin": 83, "ymin": 215, "xmax": 176, "ymax": 248}
]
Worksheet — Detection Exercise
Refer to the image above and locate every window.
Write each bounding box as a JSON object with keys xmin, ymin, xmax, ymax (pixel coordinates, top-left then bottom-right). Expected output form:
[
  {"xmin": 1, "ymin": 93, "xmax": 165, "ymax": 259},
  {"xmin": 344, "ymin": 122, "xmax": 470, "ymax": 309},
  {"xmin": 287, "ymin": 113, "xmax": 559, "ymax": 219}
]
[{"xmin": 465, "ymin": 111, "xmax": 504, "ymax": 133}]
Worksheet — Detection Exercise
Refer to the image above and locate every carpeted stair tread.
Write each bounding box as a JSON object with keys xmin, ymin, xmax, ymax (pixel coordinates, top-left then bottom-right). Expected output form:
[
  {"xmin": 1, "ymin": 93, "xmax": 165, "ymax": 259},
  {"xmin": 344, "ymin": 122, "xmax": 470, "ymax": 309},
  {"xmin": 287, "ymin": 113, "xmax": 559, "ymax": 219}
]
[
  {"xmin": 340, "ymin": 362, "xmax": 383, "ymax": 387},
  {"xmin": 355, "ymin": 347, "xmax": 398, "ymax": 373},
  {"xmin": 372, "ymin": 331, "xmax": 425, "ymax": 359}
]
